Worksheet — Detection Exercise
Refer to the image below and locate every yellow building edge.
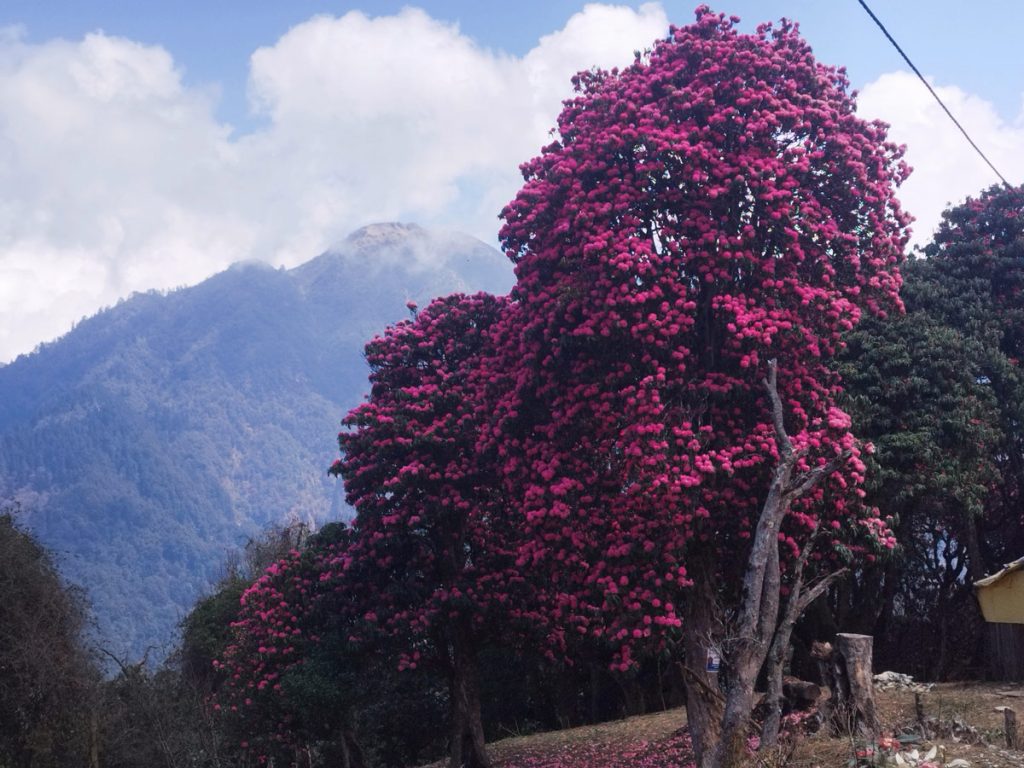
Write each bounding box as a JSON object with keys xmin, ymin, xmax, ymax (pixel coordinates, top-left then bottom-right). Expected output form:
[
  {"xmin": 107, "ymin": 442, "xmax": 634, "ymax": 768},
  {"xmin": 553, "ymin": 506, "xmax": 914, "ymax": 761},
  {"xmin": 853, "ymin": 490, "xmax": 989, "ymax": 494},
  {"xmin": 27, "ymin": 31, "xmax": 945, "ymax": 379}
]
[{"xmin": 975, "ymin": 557, "xmax": 1024, "ymax": 625}]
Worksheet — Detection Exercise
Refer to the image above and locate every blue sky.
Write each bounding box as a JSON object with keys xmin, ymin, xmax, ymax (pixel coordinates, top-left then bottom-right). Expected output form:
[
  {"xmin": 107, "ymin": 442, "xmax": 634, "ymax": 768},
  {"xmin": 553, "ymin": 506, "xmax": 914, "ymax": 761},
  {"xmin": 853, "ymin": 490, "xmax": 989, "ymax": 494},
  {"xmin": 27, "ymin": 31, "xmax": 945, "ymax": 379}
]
[
  {"xmin": 0, "ymin": 1, "xmax": 1021, "ymax": 361},
  {"xmin": 8, "ymin": 1, "xmax": 1022, "ymax": 127}
]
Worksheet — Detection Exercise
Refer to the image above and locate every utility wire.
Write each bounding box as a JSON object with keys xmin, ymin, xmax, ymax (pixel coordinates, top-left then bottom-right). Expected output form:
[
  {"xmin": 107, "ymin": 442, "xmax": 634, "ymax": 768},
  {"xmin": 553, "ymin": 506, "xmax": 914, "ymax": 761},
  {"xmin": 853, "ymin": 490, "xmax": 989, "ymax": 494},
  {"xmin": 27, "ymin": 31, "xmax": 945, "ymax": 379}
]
[{"xmin": 856, "ymin": 0, "xmax": 1011, "ymax": 189}]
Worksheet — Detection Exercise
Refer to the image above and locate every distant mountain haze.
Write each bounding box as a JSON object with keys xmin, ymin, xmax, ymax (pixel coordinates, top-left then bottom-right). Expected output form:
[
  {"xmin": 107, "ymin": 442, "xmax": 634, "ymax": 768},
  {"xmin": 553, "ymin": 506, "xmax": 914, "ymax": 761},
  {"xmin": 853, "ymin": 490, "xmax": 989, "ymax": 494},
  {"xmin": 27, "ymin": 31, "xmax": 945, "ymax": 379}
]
[{"xmin": 0, "ymin": 223, "xmax": 513, "ymax": 660}]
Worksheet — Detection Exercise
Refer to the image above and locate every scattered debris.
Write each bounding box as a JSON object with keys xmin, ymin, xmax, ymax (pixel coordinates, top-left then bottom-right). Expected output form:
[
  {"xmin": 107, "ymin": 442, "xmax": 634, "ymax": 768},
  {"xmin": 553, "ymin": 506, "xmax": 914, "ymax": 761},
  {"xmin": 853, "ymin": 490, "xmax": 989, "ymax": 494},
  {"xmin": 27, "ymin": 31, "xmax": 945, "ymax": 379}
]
[
  {"xmin": 876, "ymin": 740, "xmax": 972, "ymax": 767},
  {"xmin": 874, "ymin": 671, "xmax": 935, "ymax": 694}
]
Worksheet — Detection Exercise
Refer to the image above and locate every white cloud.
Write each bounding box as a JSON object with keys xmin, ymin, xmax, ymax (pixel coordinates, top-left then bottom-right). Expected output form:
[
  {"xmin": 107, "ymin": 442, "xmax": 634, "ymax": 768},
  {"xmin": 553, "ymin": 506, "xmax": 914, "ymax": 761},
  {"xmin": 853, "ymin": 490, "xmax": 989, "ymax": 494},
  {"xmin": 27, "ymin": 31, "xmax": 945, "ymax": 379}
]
[
  {"xmin": 0, "ymin": 29, "xmax": 246, "ymax": 360},
  {"xmin": 857, "ymin": 71, "xmax": 1024, "ymax": 249},
  {"xmin": 0, "ymin": 5, "xmax": 668, "ymax": 362},
  {"xmin": 12, "ymin": 7, "xmax": 1017, "ymax": 363}
]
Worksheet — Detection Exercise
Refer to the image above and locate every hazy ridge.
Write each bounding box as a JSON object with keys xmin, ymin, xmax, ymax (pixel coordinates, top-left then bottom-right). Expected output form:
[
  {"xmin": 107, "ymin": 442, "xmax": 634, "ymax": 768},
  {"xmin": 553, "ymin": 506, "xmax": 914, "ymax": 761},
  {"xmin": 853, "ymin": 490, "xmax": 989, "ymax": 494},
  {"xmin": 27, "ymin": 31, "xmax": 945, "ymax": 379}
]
[{"xmin": 0, "ymin": 223, "xmax": 513, "ymax": 659}]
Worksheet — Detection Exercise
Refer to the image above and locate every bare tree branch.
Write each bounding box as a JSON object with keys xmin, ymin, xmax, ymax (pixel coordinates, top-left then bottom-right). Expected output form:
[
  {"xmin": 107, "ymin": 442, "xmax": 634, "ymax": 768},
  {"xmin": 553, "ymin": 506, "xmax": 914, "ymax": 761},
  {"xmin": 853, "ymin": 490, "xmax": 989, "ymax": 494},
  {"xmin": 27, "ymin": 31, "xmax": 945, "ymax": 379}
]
[
  {"xmin": 762, "ymin": 360, "xmax": 794, "ymax": 461},
  {"xmin": 797, "ymin": 567, "xmax": 849, "ymax": 615},
  {"xmin": 784, "ymin": 451, "xmax": 853, "ymax": 504}
]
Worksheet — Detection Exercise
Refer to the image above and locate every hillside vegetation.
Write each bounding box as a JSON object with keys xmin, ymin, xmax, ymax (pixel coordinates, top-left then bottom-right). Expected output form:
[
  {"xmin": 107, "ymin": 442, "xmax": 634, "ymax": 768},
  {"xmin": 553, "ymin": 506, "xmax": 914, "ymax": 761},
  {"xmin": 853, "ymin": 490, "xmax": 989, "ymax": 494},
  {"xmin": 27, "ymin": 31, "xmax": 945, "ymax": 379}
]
[{"xmin": 0, "ymin": 223, "xmax": 512, "ymax": 658}]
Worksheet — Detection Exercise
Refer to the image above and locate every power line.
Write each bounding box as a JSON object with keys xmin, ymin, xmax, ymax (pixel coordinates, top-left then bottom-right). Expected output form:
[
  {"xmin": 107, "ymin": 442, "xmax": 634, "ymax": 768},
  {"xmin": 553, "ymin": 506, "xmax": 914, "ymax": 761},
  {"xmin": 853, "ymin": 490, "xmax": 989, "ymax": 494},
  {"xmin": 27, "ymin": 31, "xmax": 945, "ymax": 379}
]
[{"xmin": 856, "ymin": 0, "xmax": 1011, "ymax": 189}]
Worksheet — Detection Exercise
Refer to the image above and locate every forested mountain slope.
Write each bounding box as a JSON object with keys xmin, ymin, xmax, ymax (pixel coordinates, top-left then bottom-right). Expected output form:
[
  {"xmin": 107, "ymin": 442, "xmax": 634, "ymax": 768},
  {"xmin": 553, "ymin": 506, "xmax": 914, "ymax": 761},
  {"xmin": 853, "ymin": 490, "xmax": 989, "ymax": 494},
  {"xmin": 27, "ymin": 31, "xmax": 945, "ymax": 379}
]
[{"xmin": 0, "ymin": 223, "xmax": 512, "ymax": 659}]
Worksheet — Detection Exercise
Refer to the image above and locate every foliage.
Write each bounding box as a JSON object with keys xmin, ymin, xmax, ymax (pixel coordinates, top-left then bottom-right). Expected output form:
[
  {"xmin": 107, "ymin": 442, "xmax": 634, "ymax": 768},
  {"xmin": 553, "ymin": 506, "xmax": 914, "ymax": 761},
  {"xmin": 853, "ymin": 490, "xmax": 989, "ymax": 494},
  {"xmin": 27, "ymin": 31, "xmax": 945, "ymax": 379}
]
[
  {"xmin": 180, "ymin": 578, "xmax": 250, "ymax": 687},
  {"xmin": 332, "ymin": 292, "xmax": 517, "ymax": 767},
  {"xmin": 840, "ymin": 184, "xmax": 1024, "ymax": 678},
  {"xmin": 491, "ymin": 7, "xmax": 909, "ymax": 764},
  {"xmin": 333, "ymin": 293, "xmax": 518, "ymax": 653},
  {"xmin": 23, "ymin": 7, "xmax": 1024, "ymax": 768},
  {"xmin": 0, "ymin": 508, "xmax": 98, "ymax": 768},
  {"xmin": 214, "ymin": 7, "xmax": 915, "ymax": 764},
  {"xmin": 493, "ymin": 0, "xmax": 907, "ymax": 687},
  {"xmin": 97, "ymin": 663, "xmax": 231, "ymax": 768},
  {"xmin": 213, "ymin": 522, "xmax": 454, "ymax": 768},
  {"xmin": 215, "ymin": 539, "xmax": 342, "ymax": 762},
  {"xmin": 917, "ymin": 184, "xmax": 1024, "ymax": 568}
]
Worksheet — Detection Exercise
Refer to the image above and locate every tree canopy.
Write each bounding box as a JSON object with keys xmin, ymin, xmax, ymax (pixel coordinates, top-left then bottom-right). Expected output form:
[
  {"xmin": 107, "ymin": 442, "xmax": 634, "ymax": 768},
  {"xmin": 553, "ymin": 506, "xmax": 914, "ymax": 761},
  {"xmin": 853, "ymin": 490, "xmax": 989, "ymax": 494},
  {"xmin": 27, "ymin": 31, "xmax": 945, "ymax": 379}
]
[
  {"xmin": 0, "ymin": 510, "xmax": 97, "ymax": 768},
  {"xmin": 493, "ymin": 10, "xmax": 909, "ymax": 764}
]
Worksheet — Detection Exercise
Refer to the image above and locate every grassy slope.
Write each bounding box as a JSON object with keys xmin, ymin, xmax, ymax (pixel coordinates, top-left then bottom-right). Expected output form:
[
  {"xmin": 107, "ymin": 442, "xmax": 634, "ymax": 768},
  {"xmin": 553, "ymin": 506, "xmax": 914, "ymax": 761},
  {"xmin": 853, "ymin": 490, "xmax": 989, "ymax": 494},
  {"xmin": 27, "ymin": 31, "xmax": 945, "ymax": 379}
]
[
  {"xmin": 421, "ymin": 683, "xmax": 1024, "ymax": 768},
  {"xmin": 423, "ymin": 708, "xmax": 693, "ymax": 768}
]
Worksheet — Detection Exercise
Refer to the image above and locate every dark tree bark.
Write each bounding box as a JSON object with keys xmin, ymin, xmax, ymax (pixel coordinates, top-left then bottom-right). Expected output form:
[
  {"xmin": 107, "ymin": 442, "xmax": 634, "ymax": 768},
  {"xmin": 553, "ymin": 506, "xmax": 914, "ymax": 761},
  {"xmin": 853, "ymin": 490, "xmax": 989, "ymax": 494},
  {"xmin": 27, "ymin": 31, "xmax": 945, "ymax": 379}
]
[
  {"xmin": 683, "ymin": 558, "xmax": 724, "ymax": 768},
  {"xmin": 590, "ymin": 664, "xmax": 602, "ymax": 725},
  {"xmin": 553, "ymin": 666, "xmax": 579, "ymax": 729},
  {"xmin": 338, "ymin": 729, "xmax": 366, "ymax": 768},
  {"xmin": 448, "ymin": 632, "xmax": 490, "ymax": 768},
  {"xmin": 761, "ymin": 562, "xmax": 847, "ymax": 748},
  {"xmin": 703, "ymin": 362, "xmax": 851, "ymax": 768},
  {"xmin": 1005, "ymin": 707, "xmax": 1018, "ymax": 750},
  {"xmin": 615, "ymin": 674, "xmax": 647, "ymax": 718}
]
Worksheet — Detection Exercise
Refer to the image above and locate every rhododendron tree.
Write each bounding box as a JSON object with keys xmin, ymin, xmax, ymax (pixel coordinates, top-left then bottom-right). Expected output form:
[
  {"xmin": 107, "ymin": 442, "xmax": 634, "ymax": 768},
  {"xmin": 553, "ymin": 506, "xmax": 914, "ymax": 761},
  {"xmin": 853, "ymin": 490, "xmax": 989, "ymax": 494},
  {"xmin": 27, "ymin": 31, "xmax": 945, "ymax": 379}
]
[
  {"xmin": 332, "ymin": 293, "xmax": 517, "ymax": 768},
  {"xmin": 493, "ymin": 7, "xmax": 909, "ymax": 766},
  {"xmin": 215, "ymin": 525, "xmax": 363, "ymax": 766},
  {"xmin": 214, "ymin": 521, "xmax": 455, "ymax": 767}
]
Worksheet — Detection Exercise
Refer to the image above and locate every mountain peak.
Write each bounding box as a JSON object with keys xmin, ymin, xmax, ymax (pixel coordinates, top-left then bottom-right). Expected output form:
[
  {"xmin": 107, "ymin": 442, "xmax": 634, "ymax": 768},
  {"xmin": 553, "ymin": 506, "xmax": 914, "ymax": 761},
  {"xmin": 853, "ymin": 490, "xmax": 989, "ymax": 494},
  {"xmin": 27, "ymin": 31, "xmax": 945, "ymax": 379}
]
[
  {"xmin": 343, "ymin": 222, "xmax": 426, "ymax": 248},
  {"xmin": 331, "ymin": 222, "xmax": 484, "ymax": 267},
  {"xmin": 296, "ymin": 223, "xmax": 511, "ymax": 293}
]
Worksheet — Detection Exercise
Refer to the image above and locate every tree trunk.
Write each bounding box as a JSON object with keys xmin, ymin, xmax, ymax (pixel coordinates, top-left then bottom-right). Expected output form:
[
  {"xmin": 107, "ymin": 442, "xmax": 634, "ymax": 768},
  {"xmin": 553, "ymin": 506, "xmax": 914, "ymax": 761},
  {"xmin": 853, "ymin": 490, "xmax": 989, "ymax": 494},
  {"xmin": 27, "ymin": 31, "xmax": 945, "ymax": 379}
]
[
  {"xmin": 934, "ymin": 591, "xmax": 950, "ymax": 681},
  {"xmin": 338, "ymin": 729, "xmax": 366, "ymax": 768},
  {"xmin": 963, "ymin": 512, "xmax": 986, "ymax": 583},
  {"xmin": 761, "ymin": 634, "xmax": 788, "ymax": 749},
  {"xmin": 762, "ymin": 561, "xmax": 846, "ymax": 748},
  {"xmin": 615, "ymin": 674, "xmax": 646, "ymax": 718},
  {"xmin": 553, "ymin": 665, "xmax": 579, "ymax": 728},
  {"xmin": 714, "ymin": 558, "xmax": 777, "ymax": 766},
  {"xmin": 90, "ymin": 709, "xmax": 100, "ymax": 768},
  {"xmin": 710, "ymin": 364, "xmax": 797, "ymax": 768},
  {"xmin": 683, "ymin": 568, "xmax": 724, "ymax": 768},
  {"xmin": 448, "ymin": 635, "xmax": 490, "ymax": 768},
  {"xmin": 1004, "ymin": 707, "xmax": 1018, "ymax": 749},
  {"xmin": 686, "ymin": 362, "xmax": 853, "ymax": 768},
  {"xmin": 589, "ymin": 663, "xmax": 602, "ymax": 724}
]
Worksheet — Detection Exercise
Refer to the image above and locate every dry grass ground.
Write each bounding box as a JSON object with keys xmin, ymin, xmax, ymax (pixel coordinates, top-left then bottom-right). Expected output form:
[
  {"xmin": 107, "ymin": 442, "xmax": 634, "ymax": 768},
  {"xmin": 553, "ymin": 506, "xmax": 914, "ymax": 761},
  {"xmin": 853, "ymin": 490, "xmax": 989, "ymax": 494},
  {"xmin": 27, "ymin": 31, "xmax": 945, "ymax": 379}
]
[
  {"xmin": 772, "ymin": 683, "xmax": 1024, "ymax": 767},
  {"xmin": 421, "ymin": 683, "xmax": 1024, "ymax": 767}
]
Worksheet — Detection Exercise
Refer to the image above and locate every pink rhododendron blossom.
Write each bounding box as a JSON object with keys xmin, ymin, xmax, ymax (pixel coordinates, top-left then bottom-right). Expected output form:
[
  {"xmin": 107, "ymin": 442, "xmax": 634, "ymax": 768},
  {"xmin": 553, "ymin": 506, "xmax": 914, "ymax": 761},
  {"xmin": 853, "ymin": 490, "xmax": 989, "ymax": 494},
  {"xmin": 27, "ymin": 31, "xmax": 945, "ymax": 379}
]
[{"xmin": 489, "ymin": 5, "xmax": 907, "ymax": 671}]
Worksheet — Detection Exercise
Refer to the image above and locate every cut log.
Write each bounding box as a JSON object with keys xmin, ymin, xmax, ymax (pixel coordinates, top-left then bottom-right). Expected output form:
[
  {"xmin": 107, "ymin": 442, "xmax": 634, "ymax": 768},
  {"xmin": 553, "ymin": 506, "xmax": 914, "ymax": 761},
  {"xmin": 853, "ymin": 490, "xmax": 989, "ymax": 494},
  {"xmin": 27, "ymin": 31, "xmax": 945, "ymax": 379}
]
[
  {"xmin": 838, "ymin": 634, "xmax": 878, "ymax": 739},
  {"xmin": 815, "ymin": 634, "xmax": 879, "ymax": 742}
]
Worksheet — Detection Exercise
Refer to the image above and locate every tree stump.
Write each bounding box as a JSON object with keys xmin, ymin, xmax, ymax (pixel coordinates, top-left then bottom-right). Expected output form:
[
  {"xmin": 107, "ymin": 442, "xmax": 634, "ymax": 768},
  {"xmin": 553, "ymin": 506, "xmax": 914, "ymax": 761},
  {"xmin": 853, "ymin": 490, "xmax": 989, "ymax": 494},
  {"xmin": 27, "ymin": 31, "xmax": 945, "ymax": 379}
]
[
  {"xmin": 1005, "ymin": 707, "xmax": 1019, "ymax": 750},
  {"xmin": 814, "ymin": 634, "xmax": 879, "ymax": 742}
]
